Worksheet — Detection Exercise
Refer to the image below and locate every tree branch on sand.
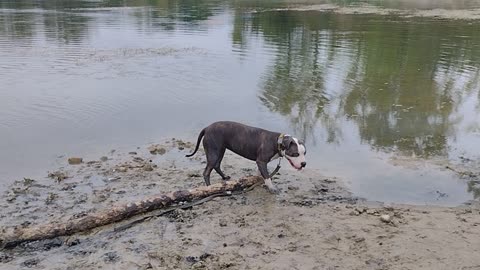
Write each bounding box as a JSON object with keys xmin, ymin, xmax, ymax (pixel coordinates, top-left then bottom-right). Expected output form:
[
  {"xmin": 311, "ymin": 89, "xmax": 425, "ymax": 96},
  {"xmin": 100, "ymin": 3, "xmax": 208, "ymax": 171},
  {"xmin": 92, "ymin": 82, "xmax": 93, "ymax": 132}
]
[{"xmin": 1, "ymin": 176, "xmax": 264, "ymax": 249}]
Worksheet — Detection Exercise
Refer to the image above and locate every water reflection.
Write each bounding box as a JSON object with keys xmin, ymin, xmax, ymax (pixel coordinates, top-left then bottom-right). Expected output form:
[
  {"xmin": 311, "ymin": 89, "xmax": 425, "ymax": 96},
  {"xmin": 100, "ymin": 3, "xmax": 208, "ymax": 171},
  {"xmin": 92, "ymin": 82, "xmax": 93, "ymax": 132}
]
[
  {"xmin": 1, "ymin": 0, "xmax": 480, "ymax": 204},
  {"xmin": 248, "ymin": 11, "xmax": 480, "ymax": 157}
]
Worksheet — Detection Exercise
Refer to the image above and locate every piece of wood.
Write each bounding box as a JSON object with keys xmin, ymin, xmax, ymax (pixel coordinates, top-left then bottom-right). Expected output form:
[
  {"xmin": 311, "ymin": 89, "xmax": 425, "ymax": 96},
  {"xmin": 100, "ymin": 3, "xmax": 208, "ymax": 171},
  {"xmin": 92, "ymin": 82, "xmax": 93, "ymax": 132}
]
[{"xmin": 1, "ymin": 176, "xmax": 263, "ymax": 249}]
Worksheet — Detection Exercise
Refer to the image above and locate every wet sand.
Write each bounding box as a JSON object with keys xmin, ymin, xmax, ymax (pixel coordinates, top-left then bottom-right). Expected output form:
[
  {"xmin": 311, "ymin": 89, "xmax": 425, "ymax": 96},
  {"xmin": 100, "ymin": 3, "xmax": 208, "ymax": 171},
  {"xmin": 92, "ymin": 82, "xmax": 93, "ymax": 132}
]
[{"xmin": 1, "ymin": 139, "xmax": 480, "ymax": 269}]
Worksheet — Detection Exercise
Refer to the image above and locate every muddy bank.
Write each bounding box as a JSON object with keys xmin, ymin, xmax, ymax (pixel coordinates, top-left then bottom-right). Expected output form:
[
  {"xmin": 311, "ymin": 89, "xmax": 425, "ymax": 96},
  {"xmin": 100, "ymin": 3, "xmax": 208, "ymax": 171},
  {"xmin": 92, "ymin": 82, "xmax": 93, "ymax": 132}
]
[
  {"xmin": 1, "ymin": 139, "xmax": 480, "ymax": 269},
  {"xmin": 254, "ymin": 4, "xmax": 480, "ymax": 20}
]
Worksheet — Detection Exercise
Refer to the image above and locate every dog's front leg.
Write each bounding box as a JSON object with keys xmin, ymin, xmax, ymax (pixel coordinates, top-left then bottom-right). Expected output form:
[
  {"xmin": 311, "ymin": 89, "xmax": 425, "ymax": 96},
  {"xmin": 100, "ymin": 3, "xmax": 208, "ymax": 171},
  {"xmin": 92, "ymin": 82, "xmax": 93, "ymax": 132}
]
[{"xmin": 256, "ymin": 161, "xmax": 279, "ymax": 194}]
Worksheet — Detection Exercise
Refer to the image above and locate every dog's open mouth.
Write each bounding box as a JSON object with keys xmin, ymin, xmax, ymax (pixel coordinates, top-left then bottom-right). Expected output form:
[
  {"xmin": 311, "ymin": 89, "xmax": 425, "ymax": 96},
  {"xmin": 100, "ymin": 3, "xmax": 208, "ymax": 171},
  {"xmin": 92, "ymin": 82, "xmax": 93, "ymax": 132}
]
[{"xmin": 286, "ymin": 158, "xmax": 302, "ymax": 171}]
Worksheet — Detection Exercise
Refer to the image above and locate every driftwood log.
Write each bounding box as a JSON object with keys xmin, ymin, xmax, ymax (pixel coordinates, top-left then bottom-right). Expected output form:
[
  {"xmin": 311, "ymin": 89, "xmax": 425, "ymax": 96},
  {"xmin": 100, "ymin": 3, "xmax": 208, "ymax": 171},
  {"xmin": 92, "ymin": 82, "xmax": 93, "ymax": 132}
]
[{"xmin": 1, "ymin": 175, "xmax": 263, "ymax": 249}]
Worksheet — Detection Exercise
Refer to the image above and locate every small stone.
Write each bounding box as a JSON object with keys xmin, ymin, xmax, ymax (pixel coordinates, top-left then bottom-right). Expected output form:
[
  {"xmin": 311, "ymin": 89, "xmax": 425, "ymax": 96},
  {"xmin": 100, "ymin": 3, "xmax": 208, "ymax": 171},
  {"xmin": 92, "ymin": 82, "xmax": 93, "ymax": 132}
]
[
  {"xmin": 66, "ymin": 238, "xmax": 81, "ymax": 247},
  {"xmin": 148, "ymin": 145, "xmax": 167, "ymax": 155},
  {"xmin": 219, "ymin": 219, "xmax": 227, "ymax": 227},
  {"xmin": 128, "ymin": 152, "xmax": 137, "ymax": 155},
  {"xmin": 380, "ymin": 214, "xmax": 391, "ymax": 223},
  {"xmin": 68, "ymin": 157, "xmax": 83, "ymax": 165},
  {"xmin": 116, "ymin": 167, "xmax": 128, "ymax": 173},
  {"xmin": 144, "ymin": 164, "xmax": 154, "ymax": 171},
  {"xmin": 100, "ymin": 156, "xmax": 109, "ymax": 162}
]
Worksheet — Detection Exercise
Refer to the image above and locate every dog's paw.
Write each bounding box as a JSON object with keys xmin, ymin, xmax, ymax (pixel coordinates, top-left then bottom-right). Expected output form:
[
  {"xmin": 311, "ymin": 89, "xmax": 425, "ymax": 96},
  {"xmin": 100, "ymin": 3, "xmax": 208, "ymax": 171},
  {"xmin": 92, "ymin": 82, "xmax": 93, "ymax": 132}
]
[
  {"xmin": 223, "ymin": 176, "xmax": 231, "ymax": 181},
  {"xmin": 267, "ymin": 186, "xmax": 280, "ymax": 194}
]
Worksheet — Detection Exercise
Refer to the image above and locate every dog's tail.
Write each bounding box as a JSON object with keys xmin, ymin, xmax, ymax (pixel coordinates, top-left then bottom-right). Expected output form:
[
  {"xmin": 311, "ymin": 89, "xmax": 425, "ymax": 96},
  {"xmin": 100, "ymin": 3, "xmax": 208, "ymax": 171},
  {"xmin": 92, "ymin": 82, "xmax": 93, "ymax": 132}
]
[{"xmin": 185, "ymin": 128, "xmax": 205, "ymax": 157}]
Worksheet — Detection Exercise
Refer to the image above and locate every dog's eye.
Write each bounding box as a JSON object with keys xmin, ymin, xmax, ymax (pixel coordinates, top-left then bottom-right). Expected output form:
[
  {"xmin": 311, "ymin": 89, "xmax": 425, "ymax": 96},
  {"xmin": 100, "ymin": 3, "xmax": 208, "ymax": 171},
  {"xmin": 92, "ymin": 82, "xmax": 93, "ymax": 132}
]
[{"xmin": 291, "ymin": 153, "xmax": 299, "ymax": 157}]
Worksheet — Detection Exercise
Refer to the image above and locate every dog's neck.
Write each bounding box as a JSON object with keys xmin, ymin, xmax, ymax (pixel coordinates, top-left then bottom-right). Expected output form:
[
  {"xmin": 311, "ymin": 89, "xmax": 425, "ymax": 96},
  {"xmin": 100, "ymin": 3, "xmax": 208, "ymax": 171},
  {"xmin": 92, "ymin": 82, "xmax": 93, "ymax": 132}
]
[{"xmin": 277, "ymin": 133, "xmax": 290, "ymax": 157}]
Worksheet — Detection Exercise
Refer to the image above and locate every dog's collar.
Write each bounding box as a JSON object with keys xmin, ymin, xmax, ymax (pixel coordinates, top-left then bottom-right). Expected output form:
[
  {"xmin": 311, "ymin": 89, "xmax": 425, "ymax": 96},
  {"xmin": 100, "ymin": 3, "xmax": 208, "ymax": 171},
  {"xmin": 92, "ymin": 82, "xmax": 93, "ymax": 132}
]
[{"xmin": 277, "ymin": 133, "xmax": 290, "ymax": 157}]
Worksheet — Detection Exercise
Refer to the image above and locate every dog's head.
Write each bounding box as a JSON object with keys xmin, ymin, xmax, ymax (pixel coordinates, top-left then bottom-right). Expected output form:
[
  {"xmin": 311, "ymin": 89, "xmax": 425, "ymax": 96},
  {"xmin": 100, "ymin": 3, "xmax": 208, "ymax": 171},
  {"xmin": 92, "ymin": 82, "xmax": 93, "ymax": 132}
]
[{"xmin": 281, "ymin": 136, "xmax": 307, "ymax": 171}]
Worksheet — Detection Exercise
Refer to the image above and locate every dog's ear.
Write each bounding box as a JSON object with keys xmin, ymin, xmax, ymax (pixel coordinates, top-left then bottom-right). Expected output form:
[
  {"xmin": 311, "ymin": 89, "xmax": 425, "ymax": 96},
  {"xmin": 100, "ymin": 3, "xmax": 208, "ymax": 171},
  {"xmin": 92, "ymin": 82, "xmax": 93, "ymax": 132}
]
[{"xmin": 281, "ymin": 136, "xmax": 294, "ymax": 150}]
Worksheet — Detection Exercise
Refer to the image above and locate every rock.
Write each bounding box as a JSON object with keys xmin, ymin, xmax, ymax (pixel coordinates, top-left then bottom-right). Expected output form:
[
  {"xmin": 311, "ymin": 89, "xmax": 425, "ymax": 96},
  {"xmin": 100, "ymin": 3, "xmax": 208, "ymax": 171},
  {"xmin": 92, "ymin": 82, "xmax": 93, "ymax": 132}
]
[
  {"xmin": 66, "ymin": 238, "xmax": 80, "ymax": 247},
  {"xmin": 116, "ymin": 167, "xmax": 128, "ymax": 173},
  {"xmin": 219, "ymin": 219, "xmax": 228, "ymax": 227},
  {"xmin": 143, "ymin": 164, "xmax": 154, "ymax": 171},
  {"xmin": 380, "ymin": 214, "xmax": 391, "ymax": 223},
  {"xmin": 128, "ymin": 152, "xmax": 137, "ymax": 155},
  {"xmin": 100, "ymin": 156, "xmax": 108, "ymax": 162},
  {"xmin": 188, "ymin": 173, "xmax": 201, "ymax": 178},
  {"xmin": 68, "ymin": 157, "xmax": 83, "ymax": 165},
  {"xmin": 148, "ymin": 145, "xmax": 167, "ymax": 155}
]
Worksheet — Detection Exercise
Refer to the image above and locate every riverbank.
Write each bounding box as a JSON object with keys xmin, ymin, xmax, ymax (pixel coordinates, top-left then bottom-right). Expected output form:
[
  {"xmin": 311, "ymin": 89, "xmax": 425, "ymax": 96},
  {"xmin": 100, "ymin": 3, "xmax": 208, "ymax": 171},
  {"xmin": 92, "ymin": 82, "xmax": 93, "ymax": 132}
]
[{"xmin": 1, "ymin": 139, "xmax": 479, "ymax": 269}]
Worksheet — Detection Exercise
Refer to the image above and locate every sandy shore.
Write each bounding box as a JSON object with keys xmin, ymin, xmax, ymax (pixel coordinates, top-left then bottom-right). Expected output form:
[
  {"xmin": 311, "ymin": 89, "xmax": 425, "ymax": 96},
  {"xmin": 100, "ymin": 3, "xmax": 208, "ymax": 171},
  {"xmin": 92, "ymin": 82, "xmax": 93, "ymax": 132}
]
[{"xmin": 1, "ymin": 139, "xmax": 479, "ymax": 270}]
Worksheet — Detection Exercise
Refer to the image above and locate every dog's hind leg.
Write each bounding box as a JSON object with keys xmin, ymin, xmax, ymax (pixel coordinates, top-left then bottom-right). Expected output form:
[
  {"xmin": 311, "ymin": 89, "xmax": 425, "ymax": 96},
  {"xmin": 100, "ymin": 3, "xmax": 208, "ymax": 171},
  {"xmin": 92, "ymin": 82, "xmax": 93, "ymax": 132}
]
[
  {"xmin": 213, "ymin": 147, "xmax": 230, "ymax": 181},
  {"xmin": 202, "ymin": 136, "xmax": 223, "ymax": 186},
  {"xmin": 203, "ymin": 165, "xmax": 213, "ymax": 186}
]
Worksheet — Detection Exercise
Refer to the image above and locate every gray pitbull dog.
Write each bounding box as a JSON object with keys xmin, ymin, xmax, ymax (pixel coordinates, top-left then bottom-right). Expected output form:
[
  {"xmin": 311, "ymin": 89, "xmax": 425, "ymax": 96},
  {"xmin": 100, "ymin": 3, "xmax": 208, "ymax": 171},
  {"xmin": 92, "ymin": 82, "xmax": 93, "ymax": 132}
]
[{"xmin": 186, "ymin": 121, "xmax": 307, "ymax": 193}]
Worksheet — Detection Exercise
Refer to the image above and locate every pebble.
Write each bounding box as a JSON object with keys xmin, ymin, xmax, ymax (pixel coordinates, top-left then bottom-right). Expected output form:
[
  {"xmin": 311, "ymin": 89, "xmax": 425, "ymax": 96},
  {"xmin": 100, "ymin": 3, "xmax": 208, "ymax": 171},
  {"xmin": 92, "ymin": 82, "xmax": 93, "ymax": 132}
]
[
  {"xmin": 219, "ymin": 219, "xmax": 228, "ymax": 227},
  {"xmin": 116, "ymin": 167, "xmax": 128, "ymax": 173},
  {"xmin": 143, "ymin": 164, "xmax": 154, "ymax": 171},
  {"xmin": 68, "ymin": 157, "xmax": 83, "ymax": 165},
  {"xmin": 380, "ymin": 214, "xmax": 391, "ymax": 223}
]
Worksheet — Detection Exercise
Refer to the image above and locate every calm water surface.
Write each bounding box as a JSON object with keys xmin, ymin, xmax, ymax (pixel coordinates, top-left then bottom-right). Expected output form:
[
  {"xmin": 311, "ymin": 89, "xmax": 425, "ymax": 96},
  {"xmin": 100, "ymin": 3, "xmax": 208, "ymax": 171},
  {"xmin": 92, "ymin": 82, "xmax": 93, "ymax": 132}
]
[{"xmin": 1, "ymin": 0, "xmax": 480, "ymax": 205}]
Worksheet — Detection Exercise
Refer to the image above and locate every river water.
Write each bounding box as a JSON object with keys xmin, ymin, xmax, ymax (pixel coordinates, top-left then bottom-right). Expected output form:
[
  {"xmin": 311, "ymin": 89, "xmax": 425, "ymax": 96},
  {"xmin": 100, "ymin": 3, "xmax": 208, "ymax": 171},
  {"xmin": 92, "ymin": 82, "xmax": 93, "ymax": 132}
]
[{"xmin": 1, "ymin": 0, "xmax": 480, "ymax": 205}]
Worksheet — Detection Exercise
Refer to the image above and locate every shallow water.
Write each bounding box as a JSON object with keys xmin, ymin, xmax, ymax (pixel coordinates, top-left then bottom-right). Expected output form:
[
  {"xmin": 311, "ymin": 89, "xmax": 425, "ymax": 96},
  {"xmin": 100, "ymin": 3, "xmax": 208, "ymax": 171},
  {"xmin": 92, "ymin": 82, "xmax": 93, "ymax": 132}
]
[{"xmin": 1, "ymin": 0, "xmax": 480, "ymax": 206}]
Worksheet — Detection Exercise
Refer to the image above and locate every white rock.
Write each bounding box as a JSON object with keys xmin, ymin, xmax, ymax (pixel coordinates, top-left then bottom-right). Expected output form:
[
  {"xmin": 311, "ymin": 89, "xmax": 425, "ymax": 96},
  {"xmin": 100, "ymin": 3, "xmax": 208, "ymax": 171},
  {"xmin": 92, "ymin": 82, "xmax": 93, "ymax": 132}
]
[{"xmin": 380, "ymin": 214, "xmax": 391, "ymax": 223}]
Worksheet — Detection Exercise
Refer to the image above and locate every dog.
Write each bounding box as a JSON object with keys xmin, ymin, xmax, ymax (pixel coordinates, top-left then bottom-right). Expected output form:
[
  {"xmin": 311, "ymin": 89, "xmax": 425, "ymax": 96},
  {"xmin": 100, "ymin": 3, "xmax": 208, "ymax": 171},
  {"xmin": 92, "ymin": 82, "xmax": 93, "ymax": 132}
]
[{"xmin": 185, "ymin": 121, "xmax": 307, "ymax": 193}]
